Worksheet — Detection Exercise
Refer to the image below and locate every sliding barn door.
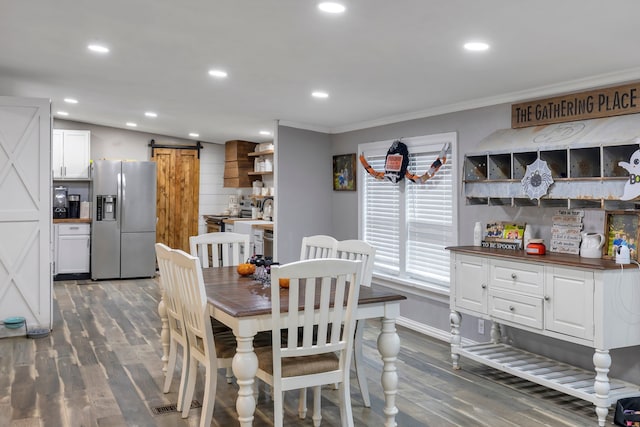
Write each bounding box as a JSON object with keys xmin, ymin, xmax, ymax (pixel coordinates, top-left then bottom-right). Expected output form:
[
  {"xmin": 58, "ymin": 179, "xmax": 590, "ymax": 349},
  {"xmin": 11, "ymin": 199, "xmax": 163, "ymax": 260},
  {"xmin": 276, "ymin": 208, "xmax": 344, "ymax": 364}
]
[
  {"xmin": 0, "ymin": 96, "xmax": 51, "ymax": 331},
  {"xmin": 153, "ymin": 148, "xmax": 200, "ymax": 252}
]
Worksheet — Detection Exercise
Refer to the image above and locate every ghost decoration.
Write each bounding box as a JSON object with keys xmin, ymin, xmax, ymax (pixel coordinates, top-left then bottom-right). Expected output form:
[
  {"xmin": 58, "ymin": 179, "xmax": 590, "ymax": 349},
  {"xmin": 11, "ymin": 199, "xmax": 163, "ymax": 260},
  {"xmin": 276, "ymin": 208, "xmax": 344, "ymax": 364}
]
[{"xmin": 619, "ymin": 143, "xmax": 640, "ymax": 200}]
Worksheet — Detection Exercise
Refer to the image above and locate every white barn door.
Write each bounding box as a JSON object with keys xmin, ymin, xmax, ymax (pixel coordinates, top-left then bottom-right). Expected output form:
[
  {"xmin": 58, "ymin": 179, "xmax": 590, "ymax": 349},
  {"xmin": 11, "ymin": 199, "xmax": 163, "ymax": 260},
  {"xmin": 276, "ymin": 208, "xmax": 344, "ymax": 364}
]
[{"xmin": 0, "ymin": 96, "xmax": 51, "ymax": 331}]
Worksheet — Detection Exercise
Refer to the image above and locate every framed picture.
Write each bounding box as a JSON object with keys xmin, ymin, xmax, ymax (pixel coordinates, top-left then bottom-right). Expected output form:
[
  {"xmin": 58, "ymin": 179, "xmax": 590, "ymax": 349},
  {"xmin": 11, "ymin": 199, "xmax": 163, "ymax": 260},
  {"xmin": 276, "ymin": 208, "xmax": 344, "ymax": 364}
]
[
  {"xmin": 604, "ymin": 211, "xmax": 640, "ymax": 260},
  {"xmin": 333, "ymin": 153, "xmax": 357, "ymax": 191}
]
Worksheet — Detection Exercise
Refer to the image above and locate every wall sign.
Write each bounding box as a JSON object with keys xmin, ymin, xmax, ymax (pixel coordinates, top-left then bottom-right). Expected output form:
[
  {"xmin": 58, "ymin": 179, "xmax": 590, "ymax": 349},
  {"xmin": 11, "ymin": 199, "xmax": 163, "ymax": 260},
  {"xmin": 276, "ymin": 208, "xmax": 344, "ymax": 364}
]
[{"xmin": 511, "ymin": 82, "xmax": 640, "ymax": 128}]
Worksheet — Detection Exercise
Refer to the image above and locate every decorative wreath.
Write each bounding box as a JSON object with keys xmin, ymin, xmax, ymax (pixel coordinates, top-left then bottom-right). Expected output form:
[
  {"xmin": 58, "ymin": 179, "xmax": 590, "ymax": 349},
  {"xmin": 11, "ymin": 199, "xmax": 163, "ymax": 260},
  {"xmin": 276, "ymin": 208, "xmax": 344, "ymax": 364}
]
[{"xmin": 359, "ymin": 140, "xmax": 450, "ymax": 184}]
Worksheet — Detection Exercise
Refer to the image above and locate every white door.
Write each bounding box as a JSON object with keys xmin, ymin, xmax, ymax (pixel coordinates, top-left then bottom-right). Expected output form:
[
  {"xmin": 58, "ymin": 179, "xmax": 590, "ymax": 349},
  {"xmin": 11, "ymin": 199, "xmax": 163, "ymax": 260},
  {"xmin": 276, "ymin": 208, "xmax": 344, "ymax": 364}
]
[{"xmin": 0, "ymin": 96, "xmax": 51, "ymax": 330}]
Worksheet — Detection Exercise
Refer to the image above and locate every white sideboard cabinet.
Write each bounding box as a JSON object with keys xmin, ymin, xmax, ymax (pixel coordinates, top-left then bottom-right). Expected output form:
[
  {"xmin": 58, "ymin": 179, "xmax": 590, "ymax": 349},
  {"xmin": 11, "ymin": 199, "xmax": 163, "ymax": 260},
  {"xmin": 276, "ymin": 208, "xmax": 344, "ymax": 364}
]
[
  {"xmin": 52, "ymin": 129, "xmax": 91, "ymax": 179},
  {"xmin": 449, "ymin": 246, "xmax": 640, "ymax": 426}
]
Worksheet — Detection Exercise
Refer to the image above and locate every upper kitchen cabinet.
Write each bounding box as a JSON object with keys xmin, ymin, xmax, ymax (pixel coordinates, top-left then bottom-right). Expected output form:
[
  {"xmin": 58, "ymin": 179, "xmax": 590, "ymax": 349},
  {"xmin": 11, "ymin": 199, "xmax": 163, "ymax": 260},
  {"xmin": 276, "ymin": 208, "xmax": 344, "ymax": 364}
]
[
  {"xmin": 53, "ymin": 129, "xmax": 91, "ymax": 180},
  {"xmin": 463, "ymin": 115, "xmax": 640, "ymax": 209},
  {"xmin": 224, "ymin": 140, "xmax": 257, "ymax": 187}
]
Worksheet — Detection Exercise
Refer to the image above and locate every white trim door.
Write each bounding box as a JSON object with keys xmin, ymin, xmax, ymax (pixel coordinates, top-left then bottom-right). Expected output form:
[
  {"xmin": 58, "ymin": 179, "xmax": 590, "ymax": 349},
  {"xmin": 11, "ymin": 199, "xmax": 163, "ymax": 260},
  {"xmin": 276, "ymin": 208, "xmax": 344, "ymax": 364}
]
[{"xmin": 0, "ymin": 96, "xmax": 52, "ymax": 330}]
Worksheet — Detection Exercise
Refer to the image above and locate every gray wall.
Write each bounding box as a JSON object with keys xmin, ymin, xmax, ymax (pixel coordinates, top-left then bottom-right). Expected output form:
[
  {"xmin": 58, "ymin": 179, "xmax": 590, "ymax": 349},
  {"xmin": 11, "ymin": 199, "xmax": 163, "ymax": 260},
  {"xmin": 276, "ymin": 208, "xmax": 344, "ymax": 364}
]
[
  {"xmin": 327, "ymin": 104, "xmax": 640, "ymax": 384},
  {"xmin": 276, "ymin": 125, "xmax": 332, "ymax": 264}
]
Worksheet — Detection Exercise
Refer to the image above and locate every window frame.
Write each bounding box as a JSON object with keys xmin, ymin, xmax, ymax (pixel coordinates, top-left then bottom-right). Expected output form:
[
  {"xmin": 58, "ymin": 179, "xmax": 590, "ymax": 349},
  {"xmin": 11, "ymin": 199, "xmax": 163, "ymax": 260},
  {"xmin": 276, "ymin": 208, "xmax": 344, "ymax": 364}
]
[{"xmin": 357, "ymin": 132, "xmax": 458, "ymax": 293}]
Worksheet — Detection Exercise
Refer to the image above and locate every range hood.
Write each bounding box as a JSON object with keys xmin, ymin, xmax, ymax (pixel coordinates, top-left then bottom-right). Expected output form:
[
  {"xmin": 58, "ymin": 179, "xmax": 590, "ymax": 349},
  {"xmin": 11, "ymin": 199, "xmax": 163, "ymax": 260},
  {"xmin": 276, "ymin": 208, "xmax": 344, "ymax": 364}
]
[{"xmin": 473, "ymin": 114, "xmax": 640, "ymax": 154}]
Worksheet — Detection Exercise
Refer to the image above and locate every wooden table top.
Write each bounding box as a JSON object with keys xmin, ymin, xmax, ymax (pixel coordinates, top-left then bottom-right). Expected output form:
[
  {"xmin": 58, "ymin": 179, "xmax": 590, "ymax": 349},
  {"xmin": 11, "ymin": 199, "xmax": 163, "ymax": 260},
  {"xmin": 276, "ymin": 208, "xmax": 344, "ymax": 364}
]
[{"xmin": 203, "ymin": 266, "xmax": 406, "ymax": 318}]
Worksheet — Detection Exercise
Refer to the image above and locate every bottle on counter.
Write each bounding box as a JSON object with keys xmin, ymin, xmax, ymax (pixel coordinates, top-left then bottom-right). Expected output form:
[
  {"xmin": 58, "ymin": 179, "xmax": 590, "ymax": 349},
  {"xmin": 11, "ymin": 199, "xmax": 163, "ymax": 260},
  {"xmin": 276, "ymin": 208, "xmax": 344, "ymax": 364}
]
[
  {"xmin": 523, "ymin": 224, "xmax": 532, "ymax": 249},
  {"xmin": 473, "ymin": 222, "xmax": 483, "ymax": 246}
]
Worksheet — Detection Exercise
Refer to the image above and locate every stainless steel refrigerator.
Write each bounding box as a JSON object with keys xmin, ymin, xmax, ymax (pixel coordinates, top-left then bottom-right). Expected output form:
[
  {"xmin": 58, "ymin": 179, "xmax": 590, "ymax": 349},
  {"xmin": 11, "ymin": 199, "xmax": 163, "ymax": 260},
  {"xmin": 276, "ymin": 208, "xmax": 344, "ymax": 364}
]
[{"xmin": 91, "ymin": 160, "xmax": 157, "ymax": 280}]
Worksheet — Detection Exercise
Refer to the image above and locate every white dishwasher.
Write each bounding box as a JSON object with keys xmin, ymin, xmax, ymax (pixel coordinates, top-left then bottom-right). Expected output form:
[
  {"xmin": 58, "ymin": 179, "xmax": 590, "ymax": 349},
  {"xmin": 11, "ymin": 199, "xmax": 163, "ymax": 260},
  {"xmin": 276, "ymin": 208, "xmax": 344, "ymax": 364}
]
[{"xmin": 55, "ymin": 223, "xmax": 91, "ymax": 275}]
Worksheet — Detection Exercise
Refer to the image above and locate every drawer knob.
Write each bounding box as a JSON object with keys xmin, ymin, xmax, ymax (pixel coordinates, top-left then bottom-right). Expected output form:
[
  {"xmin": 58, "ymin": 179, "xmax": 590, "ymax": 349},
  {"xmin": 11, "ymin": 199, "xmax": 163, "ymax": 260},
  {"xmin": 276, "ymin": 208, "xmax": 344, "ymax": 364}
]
[
  {"xmin": 544, "ymin": 295, "xmax": 550, "ymax": 301},
  {"xmin": 481, "ymin": 284, "xmax": 487, "ymax": 289},
  {"xmin": 509, "ymin": 305, "xmax": 515, "ymax": 311},
  {"xmin": 511, "ymin": 273, "xmax": 517, "ymax": 279}
]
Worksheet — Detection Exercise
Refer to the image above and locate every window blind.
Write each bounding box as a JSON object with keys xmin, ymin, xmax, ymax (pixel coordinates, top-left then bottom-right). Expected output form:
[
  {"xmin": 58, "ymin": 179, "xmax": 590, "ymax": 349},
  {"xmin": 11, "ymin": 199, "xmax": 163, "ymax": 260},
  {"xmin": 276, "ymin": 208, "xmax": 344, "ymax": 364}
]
[{"xmin": 360, "ymin": 134, "xmax": 456, "ymax": 288}]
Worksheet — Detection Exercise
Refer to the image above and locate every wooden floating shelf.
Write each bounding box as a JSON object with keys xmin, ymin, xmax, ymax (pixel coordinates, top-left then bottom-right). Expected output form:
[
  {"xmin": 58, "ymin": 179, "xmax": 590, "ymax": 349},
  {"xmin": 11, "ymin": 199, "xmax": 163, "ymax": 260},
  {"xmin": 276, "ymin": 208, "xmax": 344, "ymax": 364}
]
[
  {"xmin": 248, "ymin": 150, "xmax": 274, "ymax": 157},
  {"xmin": 248, "ymin": 171, "xmax": 273, "ymax": 176}
]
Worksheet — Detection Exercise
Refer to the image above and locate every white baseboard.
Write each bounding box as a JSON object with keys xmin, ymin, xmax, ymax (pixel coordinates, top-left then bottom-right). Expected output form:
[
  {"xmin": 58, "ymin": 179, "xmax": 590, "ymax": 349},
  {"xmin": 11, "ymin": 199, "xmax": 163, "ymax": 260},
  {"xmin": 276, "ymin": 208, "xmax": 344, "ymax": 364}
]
[{"xmin": 396, "ymin": 316, "xmax": 476, "ymax": 346}]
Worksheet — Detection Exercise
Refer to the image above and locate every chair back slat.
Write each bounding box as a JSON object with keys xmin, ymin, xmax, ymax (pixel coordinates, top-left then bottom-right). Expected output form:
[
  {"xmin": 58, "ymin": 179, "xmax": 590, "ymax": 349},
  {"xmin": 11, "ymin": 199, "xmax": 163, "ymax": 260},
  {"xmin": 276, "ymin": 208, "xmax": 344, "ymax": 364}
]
[
  {"xmin": 155, "ymin": 243, "xmax": 183, "ymax": 329},
  {"xmin": 300, "ymin": 235, "xmax": 338, "ymax": 260},
  {"xmin": 336, "ymin": 239, "xmax": 376, "ymax": 287},
  {"xmin": 190, "ymin": 232, "xmax": 250, "ymax": 268}
]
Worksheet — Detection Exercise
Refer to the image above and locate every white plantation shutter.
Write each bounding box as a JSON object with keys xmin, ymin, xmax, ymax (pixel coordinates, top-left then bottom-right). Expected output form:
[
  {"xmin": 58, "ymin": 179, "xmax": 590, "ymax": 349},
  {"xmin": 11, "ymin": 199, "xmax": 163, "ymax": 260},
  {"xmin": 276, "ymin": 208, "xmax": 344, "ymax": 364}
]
[
  {"xmin": 363, "ymin": 155, "xmax": 401, "ymax": 273},
  {"xmin": 359, "ymin": 132, "xmax": 457, "ymax": 289}
]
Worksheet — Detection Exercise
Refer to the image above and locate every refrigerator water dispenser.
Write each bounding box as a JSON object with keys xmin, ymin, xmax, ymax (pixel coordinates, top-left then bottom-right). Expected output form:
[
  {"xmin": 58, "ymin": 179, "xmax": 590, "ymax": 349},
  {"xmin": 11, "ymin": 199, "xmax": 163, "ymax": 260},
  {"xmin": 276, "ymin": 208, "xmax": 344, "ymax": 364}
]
[{"xmin": 96, "ymin": 195, "xmax": 117, "ymax": 221}]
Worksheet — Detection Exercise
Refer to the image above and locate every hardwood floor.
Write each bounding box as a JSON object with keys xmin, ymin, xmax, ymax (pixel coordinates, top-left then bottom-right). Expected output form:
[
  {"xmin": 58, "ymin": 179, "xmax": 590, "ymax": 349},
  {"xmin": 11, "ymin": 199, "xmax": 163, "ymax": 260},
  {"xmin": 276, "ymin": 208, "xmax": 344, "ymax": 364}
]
[{"xmin": 0, "ymin": 278, "xmax": 611, "ymax": 426}]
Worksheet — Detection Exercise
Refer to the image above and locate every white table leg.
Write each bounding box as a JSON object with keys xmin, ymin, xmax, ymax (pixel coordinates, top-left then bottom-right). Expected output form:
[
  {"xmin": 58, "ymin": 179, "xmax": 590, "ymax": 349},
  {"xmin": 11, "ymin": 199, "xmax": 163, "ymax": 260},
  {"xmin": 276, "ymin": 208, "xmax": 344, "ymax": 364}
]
[
  {"xmin": 593, "ymin": 349, "xmax": 611, "ymax": 427},
  {"xmin": 232, "ymin": 335, "xmax": 258, "ymax": 427},
  {"xmin": 158, "ymin": 289, "xmax": 169, "ymax": 374},
  {"xmin": 449, "ymin": 310, "xmax": 461, "ymax": 370},
  {"xmin": 377, "ymin": 317, "xmax": 400, "ymax": 427}
]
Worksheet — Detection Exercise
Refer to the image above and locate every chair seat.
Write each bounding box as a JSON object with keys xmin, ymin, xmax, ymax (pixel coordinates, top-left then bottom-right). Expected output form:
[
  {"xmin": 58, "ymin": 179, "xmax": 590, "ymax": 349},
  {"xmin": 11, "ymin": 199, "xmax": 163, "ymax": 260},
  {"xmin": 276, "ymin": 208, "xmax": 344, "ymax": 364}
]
[{"xmin": 255, "ymin": 347, "xmax": 339, "ymax": 377}]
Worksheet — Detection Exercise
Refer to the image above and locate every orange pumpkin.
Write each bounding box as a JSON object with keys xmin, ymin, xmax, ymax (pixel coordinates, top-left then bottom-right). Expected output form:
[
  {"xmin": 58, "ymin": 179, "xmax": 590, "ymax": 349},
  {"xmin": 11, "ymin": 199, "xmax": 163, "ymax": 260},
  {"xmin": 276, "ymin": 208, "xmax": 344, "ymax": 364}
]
[
  {"xmin": 237, "ymin": 263, "xmax": 256, "ymax": 276},
  {"xmin": 279, "ymin": 278, "xmax": 290, "ymax": 288}
]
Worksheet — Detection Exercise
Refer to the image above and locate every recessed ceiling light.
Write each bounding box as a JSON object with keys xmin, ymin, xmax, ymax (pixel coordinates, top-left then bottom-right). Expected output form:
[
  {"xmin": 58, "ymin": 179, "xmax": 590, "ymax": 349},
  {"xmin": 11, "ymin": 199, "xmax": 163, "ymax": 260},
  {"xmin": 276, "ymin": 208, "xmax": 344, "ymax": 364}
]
[
  {"xmin": 126, "ymin": 122, "xmax": 137, "ymax": 127},
  {"xmin": 57, "ymin": 111, "xmax": 69, "ymax": 116},
  {"xmin": 312, "ymin": 91, "xmax": 329, "ymax": 99},
  {"xmin": 189, "ymin": 132, "xmax": 199, "ymax": 138},
  {"xmin": 145, "ymin": 111, "xmax": 157, "ymax": 118},
  {"xmin": 208, "ymin": 69, "xmax": 228, "ymax": 78},
  {"xmin": 464, "ymin": 41, "xmax": 490, "ymax": 51},
  {"xmin": 318, "ymin": 2, "xmax": 346, "ymax": 13},
  {"xmin": 88, "ymin": 44, "xmax": 110, "ymax": 54},
  {"xmin": 64, "ymin": 98, "xmax": 78, "ymax": 104},
  {"xmin": 259, "ymin": 130, "xmax": 272, "ymax": 136}
]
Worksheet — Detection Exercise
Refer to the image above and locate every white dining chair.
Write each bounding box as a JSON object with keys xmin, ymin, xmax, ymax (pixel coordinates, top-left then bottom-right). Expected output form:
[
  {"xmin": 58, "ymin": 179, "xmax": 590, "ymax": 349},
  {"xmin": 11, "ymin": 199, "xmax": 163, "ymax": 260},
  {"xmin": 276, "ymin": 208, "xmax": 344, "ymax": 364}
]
[
  {"xmin": 189, "ymin": 231, "xmax": 249, "ymax": 268},
  {"xmin": 336, "ymin": 239, "xmax": 377, "ymax": 407},
  {"xmin": 297, "ymin": 234, "xmax": 339, "ymax": 417},
  {"xmin": 189, "ymin": 231, "xmax": 250, "ymax": 383},
  {"xmin": 171, "ymin": 249, "xmax": 238, "ymax": 427},
  {"xmin": 255, "ymin": 258, "xmax": 362, "ymax": 427},
  {"xmin": 155, "ymin": 243, "xmax": 190, "ymax": 412},
  {"xmin": 300, "ymin": 235, "xmax": 338, "ymax": 260}
]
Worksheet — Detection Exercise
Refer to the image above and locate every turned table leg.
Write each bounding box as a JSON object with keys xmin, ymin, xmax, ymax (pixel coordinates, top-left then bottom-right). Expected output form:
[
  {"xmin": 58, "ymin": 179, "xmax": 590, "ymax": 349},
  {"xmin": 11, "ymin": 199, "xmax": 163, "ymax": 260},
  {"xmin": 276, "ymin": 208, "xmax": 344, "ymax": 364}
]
[
  {"xmin": 158, "ymin": 288, "xmax": 169, "ymax": 374},
  {"xmin": 449, "ymin": 310, "xmax": 461, "ymax": 370},
  {"xmin": 377, "ymin": 317, "xmax": 400, "ymax": 427},
  {"xmin": 232, "ymin": 335, "xmax": 258, "ymax": 427},
  {"xmin": 593, "ymin": 349, "xmax": 611, "ymax": 427}
]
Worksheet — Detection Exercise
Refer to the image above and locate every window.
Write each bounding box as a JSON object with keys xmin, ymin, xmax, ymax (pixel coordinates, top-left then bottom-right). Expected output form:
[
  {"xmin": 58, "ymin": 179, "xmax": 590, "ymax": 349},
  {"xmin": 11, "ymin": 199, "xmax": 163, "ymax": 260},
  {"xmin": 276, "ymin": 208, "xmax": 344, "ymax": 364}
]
[{"xmin": 358, "ymin": 132, "xmax": 457, "ymax": 289}]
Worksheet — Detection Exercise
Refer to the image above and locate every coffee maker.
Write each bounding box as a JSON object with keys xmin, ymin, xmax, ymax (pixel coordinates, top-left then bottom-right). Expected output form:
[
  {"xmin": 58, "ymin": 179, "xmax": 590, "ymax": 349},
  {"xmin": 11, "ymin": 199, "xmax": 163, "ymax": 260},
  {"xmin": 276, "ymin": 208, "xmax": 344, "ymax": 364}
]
[
  {"xmin": 68, "ymin": 194, "xmax": 81, "ymax": 218},
  {"xmin": 53, "ymin": 186, "xmax": 68, "ymax": 218}
]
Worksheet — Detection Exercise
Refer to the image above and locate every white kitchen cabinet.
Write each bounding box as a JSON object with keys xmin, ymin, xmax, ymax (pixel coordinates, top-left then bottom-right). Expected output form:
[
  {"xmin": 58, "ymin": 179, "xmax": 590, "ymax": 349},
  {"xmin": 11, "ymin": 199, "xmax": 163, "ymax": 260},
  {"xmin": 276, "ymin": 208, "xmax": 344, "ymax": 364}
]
[
  {"xmin": 52, "ymin": 129, "xmax": 91, "ymax": 179},
  {"xmin": 449, "ymin": 246, "xmax": 640, "ymax": 427},
  {"xmin": 55, "ymin": 223, "xmax": 90, "ymax": 274}
]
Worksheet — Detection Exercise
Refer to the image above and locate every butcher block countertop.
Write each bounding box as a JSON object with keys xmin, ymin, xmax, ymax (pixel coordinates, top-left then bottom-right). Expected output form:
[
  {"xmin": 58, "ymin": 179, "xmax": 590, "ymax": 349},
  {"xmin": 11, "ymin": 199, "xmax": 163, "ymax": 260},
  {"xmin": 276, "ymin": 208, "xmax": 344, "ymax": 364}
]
[
  {"xmin": 53, "ymin": 218, "xmax": 91, "ymax": 224},
  {"xmin": 253, "ymin": 223, "xmax": 273, "ymax": 231}
]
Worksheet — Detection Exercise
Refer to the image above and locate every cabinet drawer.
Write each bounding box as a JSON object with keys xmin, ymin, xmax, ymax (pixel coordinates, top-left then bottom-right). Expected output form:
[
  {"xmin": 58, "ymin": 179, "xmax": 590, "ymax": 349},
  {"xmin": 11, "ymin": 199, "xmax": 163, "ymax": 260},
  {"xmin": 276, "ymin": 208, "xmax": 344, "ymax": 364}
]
[
  {"xmin": 489, "ymin": 289, "xmax": 543, "ymax": 329},
  {"xmin": 490, "ymin": 260, "xmax": 543, "ymax": 296},
  {"xmin": 58, "ymin": 224, "xmax": 90, "ymax": 235}
]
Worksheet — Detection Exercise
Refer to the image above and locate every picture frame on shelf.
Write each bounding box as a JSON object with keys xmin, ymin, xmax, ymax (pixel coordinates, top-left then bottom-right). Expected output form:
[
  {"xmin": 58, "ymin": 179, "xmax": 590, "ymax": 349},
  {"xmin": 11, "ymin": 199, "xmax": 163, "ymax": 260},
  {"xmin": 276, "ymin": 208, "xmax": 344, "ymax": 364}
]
[
  {"xmin": 604, "ymin": 210, "xmax": 639, "ymax": 261},
  {"xmin": 333, "ymin": 153, "xmax": 357, "ymax": 191}
]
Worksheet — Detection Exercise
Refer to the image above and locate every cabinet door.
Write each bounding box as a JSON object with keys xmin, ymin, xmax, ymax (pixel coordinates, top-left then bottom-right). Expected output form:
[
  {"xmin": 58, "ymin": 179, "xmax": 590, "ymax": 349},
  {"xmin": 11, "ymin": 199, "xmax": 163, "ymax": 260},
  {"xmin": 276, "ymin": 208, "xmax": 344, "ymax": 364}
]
[
  {"xmin": 62, "ymin": 130, "xmax": 90, "ymax": 178},
  {"xmin": 57, "ymin": 234, "xmax": 90, "ymax": 274},
  {"xmin": 52, "ymin": 129, "xmax": 64, "ymax": 179},
  {"xmin": 453, "ymin": 254, "xmax": 488, "ymax": 314},
  {"xmin": 545, "ymin": 266, "xmax": 594, "ymax": 340}
]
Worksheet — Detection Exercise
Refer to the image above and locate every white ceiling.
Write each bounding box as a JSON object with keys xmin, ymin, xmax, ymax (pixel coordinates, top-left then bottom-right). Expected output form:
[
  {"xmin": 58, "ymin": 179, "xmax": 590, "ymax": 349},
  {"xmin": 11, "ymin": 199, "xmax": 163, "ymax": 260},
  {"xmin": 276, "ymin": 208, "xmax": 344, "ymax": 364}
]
[{"xmin": 3, "ymin": 1, "xmax": 640, "ymax": 145}]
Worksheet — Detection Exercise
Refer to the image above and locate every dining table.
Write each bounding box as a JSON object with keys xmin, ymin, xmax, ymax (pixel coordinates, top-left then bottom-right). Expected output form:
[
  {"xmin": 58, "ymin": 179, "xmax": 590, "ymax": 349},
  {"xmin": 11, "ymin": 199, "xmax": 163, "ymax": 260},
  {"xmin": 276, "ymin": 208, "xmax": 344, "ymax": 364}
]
[{"xmin": 158, "ymin": 266, "xmax": 407, "ymax": 427}]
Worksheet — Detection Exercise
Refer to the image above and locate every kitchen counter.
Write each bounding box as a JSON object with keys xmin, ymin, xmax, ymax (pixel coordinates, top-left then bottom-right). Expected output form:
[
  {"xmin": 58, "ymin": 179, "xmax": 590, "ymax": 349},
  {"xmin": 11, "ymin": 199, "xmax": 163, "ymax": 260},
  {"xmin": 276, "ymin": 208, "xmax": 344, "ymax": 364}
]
[
  {"xmin": 53, "ymin": 218, "xmax": 91, "ymax": 224},
  {"xmin": 223, "ymin": 217, "xmax": 256, "ymax": 224},
  {"xmin": 253, "ymin": 223, "xmax": 273, "ymax": 231}
]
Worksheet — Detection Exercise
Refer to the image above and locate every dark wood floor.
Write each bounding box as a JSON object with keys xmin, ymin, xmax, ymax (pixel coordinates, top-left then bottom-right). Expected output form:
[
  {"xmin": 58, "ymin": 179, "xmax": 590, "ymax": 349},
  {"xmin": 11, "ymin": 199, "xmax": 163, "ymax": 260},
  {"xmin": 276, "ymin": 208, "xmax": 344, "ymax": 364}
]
[{"xmin": 0, "ymin": 278, "xmax": 611, "ymax": 426}]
